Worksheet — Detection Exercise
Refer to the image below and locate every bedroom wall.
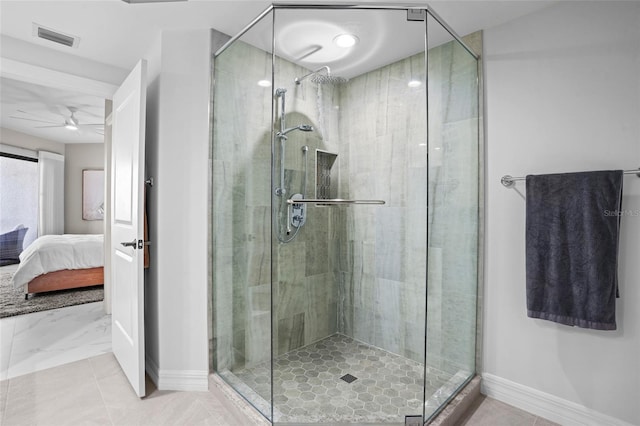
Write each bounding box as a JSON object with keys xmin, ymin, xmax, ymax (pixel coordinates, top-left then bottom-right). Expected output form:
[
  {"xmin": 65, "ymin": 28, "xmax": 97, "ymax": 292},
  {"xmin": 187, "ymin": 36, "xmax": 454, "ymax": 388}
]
[
  {"xmin": 483, "ymin": 2, "xmax": 640, "ymax": 425},
  {"xmin": 64, "ymin": 143, "xmax": 105, "ymax": 235},
  {"xmin": 0, "ymin": 127, "xmax": 65, "ymax": 155}
]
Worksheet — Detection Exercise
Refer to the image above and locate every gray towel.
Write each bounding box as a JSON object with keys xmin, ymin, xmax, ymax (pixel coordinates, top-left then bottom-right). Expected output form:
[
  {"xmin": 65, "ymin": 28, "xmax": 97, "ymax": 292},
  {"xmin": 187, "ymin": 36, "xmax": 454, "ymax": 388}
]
[{"xmin": 525, "ymin": 170, "xmax": 623, "ymax": 330}]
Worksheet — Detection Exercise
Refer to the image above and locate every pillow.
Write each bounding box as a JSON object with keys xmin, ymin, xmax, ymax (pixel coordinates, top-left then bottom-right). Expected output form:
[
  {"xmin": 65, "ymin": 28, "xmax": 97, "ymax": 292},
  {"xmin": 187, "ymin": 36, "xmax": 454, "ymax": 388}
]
[{"xmin": 0, "ymin": 227, "xmax": 29, "ymax": 267}]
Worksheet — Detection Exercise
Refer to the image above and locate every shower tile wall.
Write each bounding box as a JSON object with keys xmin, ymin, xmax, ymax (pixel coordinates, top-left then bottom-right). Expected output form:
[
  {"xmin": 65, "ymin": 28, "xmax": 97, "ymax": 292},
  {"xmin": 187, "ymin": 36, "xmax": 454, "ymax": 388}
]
[
  {"xmin": 271, "ymin": 54, "xmax": 343, "ymax": 356},
  {"xmin": 337, "ymin": 34, "xmax": 479, "ymax": 376},
  {"xmin": 213, "ymin": 38, "xmax": 344, "ymax": 375},
  {"xmin": 337, "ymin": 52, "xmax": 428, "ymax": 363}
]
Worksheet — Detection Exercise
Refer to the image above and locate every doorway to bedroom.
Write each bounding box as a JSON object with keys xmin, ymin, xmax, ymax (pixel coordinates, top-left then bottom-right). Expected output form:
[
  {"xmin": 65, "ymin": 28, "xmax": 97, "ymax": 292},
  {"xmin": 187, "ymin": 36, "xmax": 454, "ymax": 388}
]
[{"xmin": 0, "ymin": 74, "xmax": 111, "ymax": 380}]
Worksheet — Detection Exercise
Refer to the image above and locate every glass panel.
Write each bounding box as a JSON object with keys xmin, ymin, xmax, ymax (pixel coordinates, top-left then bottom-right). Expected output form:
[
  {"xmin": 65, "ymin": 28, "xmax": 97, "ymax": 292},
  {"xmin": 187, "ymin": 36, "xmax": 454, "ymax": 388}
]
[
  {"xmin": 271, "ymin": 7, "xmax": 427, "ymax": 425},
  {"xmin": 212, "ymin": 10, "xmax": 274, "ymax": 421},
  {"xmin": 424, "ymin": 12, "xmax": 479, "ymax": 420}
]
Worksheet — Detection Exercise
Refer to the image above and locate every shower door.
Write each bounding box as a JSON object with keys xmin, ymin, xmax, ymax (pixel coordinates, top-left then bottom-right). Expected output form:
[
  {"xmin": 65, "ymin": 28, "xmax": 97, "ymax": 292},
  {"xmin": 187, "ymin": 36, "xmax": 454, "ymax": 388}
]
[{"xmin": 269, "ymin": 7, "xmax": 430, "ymax": 425}]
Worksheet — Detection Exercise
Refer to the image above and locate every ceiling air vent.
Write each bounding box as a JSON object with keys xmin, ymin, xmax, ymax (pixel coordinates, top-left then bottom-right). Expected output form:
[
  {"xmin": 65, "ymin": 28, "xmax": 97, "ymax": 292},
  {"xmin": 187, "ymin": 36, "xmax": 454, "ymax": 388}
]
[{"xmin": 33, "ymin": 24, "xmax": 79, "ymax": 48}]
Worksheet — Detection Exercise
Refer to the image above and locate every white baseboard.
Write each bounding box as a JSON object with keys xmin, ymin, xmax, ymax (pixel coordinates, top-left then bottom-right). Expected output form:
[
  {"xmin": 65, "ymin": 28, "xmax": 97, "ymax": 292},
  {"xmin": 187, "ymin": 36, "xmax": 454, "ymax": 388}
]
[
  {"xmin": 481, "ymin": 373, "xmax": 635, "ymax": 426},
  {"xmin": 145, "ymin": 356, "xmax": 208, "ymax": 392}
]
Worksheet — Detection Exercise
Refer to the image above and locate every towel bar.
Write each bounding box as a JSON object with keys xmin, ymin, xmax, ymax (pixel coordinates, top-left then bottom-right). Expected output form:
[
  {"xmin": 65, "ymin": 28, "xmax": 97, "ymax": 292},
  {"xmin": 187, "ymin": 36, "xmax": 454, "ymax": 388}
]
[
  {"xmin": 501, "ymin": 168, "xmax": 640, "ymax": 188},
  {"xmin": 286, "ymin": 198, "xmax": 385, "ymax": 205}
]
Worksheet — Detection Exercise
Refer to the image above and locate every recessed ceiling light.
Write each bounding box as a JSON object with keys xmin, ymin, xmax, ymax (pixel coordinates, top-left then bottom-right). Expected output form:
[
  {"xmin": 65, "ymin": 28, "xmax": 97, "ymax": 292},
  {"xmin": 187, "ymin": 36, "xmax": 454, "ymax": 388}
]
[
  {"xmin": 333, "ymin": 34, "xmax": 359, "ymax": 48},
  {"xmin": 408, "ymin": 80, "xmax": 422, "ymax": 88},
  {"xmin": 257, "ymin": 79, "xmax": 271, "ymax": 87}
]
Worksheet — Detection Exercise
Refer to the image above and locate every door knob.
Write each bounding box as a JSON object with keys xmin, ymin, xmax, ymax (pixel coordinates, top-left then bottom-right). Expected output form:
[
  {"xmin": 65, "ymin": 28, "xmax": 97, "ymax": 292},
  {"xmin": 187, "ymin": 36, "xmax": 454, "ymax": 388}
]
[{"xmin": 121, "ymin": 239, "xmax": 138, "ymax": 249}]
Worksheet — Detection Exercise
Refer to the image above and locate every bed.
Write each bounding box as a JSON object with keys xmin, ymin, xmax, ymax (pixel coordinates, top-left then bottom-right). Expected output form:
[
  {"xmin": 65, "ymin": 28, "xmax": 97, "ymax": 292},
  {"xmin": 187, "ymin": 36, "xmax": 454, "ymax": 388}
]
[{"xmin": 11, "ymin": 234, "xmax": 104, "ymax": 299}]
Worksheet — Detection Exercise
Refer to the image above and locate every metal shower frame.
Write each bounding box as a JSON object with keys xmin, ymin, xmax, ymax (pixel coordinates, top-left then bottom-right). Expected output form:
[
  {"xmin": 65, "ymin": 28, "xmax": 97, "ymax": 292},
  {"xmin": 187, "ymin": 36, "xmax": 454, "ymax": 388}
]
[{"xmin": 214, "ymin": 3, "xmax": 479, "ymax": 60}]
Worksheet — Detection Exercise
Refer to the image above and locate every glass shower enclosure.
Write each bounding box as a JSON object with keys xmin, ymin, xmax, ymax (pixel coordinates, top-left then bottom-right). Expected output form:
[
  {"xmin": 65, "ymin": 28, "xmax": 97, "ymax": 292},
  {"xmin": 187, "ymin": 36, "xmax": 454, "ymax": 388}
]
[{"xmin": 212, "ymin": 4, "xmax": 479, "ymax": 425}]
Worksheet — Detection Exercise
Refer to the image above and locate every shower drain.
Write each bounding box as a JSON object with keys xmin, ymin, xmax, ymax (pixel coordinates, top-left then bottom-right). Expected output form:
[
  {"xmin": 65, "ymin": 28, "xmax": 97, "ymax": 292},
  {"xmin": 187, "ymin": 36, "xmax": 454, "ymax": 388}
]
[{"xmin": 340, "ymin": 373, "xmax": 357, "ymax": 383}]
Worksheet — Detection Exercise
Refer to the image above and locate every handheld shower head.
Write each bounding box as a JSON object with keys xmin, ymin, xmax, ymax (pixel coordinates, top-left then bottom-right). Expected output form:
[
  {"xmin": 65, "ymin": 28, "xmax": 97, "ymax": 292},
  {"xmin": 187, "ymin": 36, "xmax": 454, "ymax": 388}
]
[{"xmin": 277, "ymin": 124, "xmax": 314, "ymax": 138}]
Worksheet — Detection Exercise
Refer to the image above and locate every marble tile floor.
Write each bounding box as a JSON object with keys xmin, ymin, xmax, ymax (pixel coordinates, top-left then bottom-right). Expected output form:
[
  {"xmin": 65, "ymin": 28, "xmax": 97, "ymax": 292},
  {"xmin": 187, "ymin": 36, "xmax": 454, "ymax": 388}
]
[
  {"xmin": 229, "ymin": 333, "xmax": 464, "ymax": 424},
  {"xmin": 0, "ymin": 302, "xmax": 111, "ymax": 380}
]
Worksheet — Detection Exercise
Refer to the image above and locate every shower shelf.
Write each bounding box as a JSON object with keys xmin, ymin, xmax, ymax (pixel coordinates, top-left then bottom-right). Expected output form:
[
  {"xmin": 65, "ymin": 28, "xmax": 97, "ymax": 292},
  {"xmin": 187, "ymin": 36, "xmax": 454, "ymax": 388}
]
[{"xmin": 286, "ymin": 198, "xmax": 386, "ymax": 205}]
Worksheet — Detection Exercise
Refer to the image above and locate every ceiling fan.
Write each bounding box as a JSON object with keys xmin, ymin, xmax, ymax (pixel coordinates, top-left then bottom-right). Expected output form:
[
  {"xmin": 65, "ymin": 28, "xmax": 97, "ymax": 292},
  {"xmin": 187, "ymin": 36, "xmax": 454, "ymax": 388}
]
[{"xmin": 9, "ymin": 106, "xmax": 104, "ymax": 134}]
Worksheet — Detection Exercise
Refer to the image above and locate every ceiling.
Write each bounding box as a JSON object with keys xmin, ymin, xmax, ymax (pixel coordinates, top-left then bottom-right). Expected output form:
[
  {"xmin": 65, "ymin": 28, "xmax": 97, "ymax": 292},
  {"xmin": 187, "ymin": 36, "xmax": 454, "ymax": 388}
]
[
  {"xmin": 0, "ymin": 77, "xmax": 106, "ymax": 144},
  {"xmin": 0, "ymin": 0, "xmax": 556, "ymax": 144}
]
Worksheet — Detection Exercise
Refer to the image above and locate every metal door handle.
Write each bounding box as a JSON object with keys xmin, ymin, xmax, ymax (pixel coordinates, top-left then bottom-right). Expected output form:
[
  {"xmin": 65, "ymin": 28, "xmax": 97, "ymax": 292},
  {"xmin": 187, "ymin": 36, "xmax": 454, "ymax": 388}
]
[{"xmin": 121, "ymin": 239, "xmax": 138, "ymax": 249}]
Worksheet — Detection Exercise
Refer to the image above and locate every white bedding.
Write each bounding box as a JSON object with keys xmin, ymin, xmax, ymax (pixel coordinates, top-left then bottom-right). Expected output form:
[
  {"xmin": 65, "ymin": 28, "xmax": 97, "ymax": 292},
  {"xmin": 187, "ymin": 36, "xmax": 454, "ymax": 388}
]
[{"xmin": 12, "ymin": 234, "xmax": 104, "ymax": 289}]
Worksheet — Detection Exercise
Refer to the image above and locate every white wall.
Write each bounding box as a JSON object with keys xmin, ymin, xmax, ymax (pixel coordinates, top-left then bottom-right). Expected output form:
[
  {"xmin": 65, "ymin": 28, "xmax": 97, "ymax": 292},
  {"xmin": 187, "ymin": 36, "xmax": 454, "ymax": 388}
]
[
  {"xmin": 483, "ymin": 2, "xmax": 640, "ymax": 425},
  {"xmin": 143, "ymin": 28, "xmax": 212, "ymax": 390},
  {"xmin": 64, "ymin": 143, "xmax": 105, "ymax": 234}
]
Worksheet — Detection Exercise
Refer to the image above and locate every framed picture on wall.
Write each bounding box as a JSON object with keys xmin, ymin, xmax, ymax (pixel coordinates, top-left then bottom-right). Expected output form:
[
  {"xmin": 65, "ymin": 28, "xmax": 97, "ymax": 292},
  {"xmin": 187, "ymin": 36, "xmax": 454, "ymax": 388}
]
[{"xmin": 82, "ymin": 169, "xmax": 105, "ymax": 221}]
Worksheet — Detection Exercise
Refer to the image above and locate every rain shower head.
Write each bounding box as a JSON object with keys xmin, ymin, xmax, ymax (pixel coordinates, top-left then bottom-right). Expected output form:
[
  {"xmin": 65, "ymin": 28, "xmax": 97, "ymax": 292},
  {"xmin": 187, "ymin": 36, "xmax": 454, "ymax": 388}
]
[
  {"xmin": 309, "ymin": 74, "xmax": 348, "ymax": 85},
  {"xmin": 277, "ymin": 124, "xmax": 314, "ymax": 138},
  {"xmin": 295, "ymin": 66, "xmax": 347, "ymax": 85}
]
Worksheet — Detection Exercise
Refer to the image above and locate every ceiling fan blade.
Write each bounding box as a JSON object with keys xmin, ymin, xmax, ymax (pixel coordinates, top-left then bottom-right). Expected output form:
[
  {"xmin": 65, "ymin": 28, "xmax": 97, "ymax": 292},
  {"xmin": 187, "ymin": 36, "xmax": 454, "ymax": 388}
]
[
  {"xmin": 15, "ymin": 109, "xmax": 60, "ymax": 121},
  {"xmin": 35, "ymin": 125, "xmax": 64, "ymax": 128},
  {"xmin": 9, "ymin": 116, "xmax": 59, "ymax": 125},
  {"xmin": 81, "ymin": 123, "xmax": 105, "ymax": 126}
]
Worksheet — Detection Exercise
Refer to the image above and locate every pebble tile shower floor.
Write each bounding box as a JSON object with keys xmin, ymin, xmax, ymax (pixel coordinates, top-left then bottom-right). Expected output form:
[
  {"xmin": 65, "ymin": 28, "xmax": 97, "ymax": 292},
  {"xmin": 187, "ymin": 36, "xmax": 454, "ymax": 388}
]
[{"xmin": 231, "ymin": 334, "xmax": 454, "ymax": 424}]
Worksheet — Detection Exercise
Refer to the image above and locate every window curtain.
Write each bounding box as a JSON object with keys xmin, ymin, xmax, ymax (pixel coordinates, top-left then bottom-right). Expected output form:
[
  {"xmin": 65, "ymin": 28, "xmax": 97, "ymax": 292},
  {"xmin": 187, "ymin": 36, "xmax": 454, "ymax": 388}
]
[{"xmin": 38, "ymin": 151, "xmax": 65, "ymax": 236}]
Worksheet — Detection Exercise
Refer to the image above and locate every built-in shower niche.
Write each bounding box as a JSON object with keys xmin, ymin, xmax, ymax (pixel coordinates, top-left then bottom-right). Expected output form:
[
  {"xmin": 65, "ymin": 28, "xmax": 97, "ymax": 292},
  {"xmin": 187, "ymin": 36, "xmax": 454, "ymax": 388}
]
[{"xmin": 315, "ymin": 149, "xmax": 338, "ymax": 200}]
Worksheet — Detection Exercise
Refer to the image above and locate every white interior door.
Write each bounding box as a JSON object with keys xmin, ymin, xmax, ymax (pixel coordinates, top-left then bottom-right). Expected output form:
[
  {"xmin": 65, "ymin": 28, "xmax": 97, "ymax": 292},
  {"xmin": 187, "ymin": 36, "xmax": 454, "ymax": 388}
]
[{"xmin": 110, "ymin": 59, "xmax": 147, "ymax": 397}]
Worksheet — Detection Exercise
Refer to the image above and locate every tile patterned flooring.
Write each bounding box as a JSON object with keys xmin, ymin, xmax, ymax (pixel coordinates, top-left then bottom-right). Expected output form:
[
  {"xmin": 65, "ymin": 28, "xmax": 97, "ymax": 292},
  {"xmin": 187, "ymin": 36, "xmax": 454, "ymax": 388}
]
[
  {"xmin": 230, "ymin": 334, "xmax": 469, "ymax": 424},
  {"xmin": 0, "ymin": 353, "xmax": 269, "ymax": 426},
  {"xmin": 459, "ymin": 396, "xmax": 560, "ymax": 426}
]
